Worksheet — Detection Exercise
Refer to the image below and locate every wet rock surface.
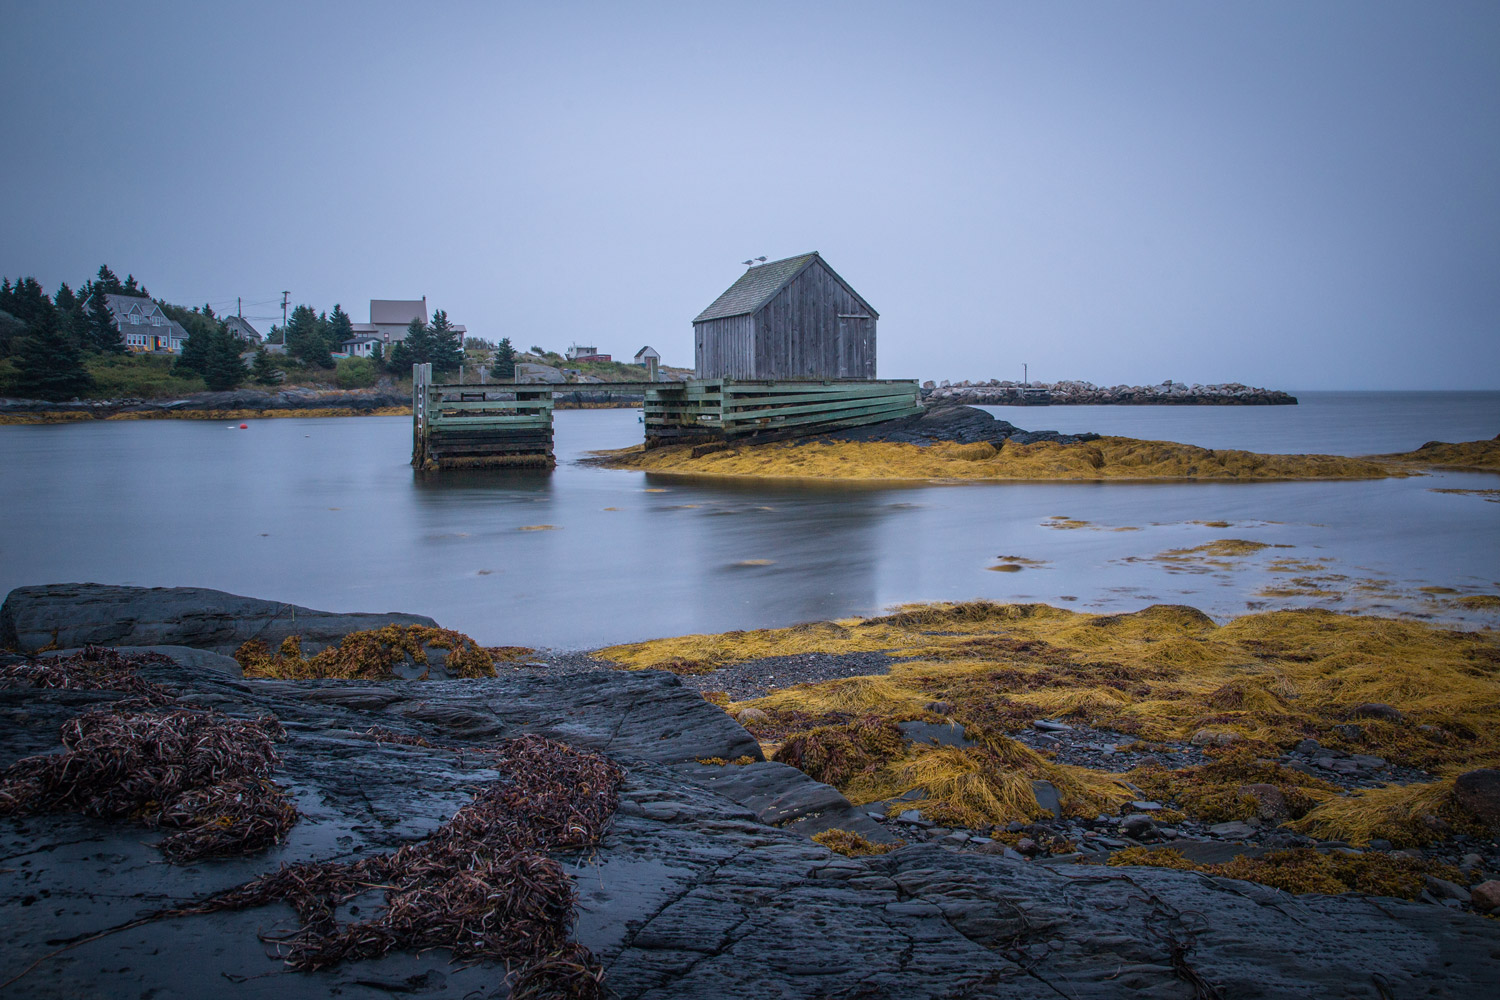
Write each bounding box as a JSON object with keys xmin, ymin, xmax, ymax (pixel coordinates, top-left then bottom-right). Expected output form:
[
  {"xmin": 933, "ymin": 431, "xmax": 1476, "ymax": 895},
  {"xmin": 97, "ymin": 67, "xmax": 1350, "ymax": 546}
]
[
  {"xmin": 1, "ymin": 583, "xmax": 439, "ymax": 657},
  {"xmin": 820, "ymin": 403, "xmax": 1099, "ymax": 447},
  {"xmin": 4, "ymin": 641, "xmax": 1500, "ymax": 997}
]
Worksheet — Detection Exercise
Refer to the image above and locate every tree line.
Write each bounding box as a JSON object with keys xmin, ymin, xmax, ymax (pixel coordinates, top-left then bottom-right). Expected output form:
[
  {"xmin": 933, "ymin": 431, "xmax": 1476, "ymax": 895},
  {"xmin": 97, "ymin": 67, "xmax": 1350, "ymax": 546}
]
[{"xmin": 0, "ymin": 265, "xmax": 251, "ymax": 398}]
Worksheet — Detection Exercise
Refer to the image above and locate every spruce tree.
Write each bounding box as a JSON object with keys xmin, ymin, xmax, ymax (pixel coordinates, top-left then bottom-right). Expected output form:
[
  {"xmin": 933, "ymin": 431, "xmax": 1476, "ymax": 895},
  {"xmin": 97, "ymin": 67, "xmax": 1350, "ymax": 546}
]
[
  {"xmin": 174, "ymin": 322, "xmax": 211, "ymax": 376},
  {"xmin": 94, "ymin": 265, "xmax": 123, "ymax": 294},
  {"xmin": 251, "ymin": 347, "xmax": 283, "ymax": 385},
  {"xmin": 83, "ymin": 286, "xmax": 123, "ymax": 353},
  {"xmin": 492, "ymin": 337, "xmax": 518, "ymax": 380},
  {"xmin": 326, "ymin": 304, "xmax": 354, "ymax": 354},
  {"xmin": 13, "ymin": 306, "xmax": 94, "ymax": 399},
  {"xmin": 286, "ymin": 304, "xmax": 332, "ymax": 368},
  {"xmin": 427, "ymin": 309, "xmax": 463, "ymax": 375},
  {"xmin": 202, "ymin": 327, "xmax": 248, "ymax": 391}
]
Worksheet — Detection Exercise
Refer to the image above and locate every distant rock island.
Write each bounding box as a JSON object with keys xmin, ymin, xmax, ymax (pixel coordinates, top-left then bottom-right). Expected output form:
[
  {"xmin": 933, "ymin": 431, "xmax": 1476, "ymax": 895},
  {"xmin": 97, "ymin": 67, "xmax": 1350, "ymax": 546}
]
[{"xmin": 923, "ymin": 379, "xmax": 1297, "ymax": 405}]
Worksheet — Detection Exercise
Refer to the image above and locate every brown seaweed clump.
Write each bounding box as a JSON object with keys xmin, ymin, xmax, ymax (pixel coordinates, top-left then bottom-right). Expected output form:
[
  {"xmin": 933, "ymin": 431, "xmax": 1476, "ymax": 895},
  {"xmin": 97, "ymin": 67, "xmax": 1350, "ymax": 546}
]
[
  {"xmin": 0, "ymin": 707, "xmax": 296, "ymax": 863},
  {"xmin": 1110, "ymin": 846, "xmax": 1468, "ymax": 900},
  {"xmin": 772, "ymin": 716, "xmax": 907, "ymax": 787},
  {"xmin": 166, "ymin": 734, "xmax": 622, "ymax": 997},
  {"xmin": 812, "ymin": 828, "xmax": 902, "ymax": 857},
  {"xmin": 0, "ymin": 645, "xmax": 177, "ymax": 705},
  {"xmin": 235, "ymin": 624, "xmax": 516, "ymax": 680}
]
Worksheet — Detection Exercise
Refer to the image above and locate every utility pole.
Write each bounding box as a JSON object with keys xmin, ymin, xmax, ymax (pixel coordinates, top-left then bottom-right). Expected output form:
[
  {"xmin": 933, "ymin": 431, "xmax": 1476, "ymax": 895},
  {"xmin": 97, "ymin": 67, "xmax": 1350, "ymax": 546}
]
[
  {"xmin": 1023, "ymin": 363, "xmax": 1029, "ymax": 387},
  {"xmin": 237, "ymin": 296, "xmax": 242, "ymax": 319},
  {"xmin": 281, "ymin": 291, "xmax": 290, "ymax": 344}
]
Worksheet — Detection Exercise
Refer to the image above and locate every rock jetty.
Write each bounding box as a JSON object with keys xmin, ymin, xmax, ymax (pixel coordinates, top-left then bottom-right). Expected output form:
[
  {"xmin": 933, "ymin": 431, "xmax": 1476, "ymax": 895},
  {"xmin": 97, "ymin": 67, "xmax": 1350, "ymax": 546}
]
[
  {"xmin": 922, "ymin": 378, "xmax": 1297, "ymax": 405},
  {"xmin": 2, "ymin": 584, "xmax": 1498, "ymax": 998}
]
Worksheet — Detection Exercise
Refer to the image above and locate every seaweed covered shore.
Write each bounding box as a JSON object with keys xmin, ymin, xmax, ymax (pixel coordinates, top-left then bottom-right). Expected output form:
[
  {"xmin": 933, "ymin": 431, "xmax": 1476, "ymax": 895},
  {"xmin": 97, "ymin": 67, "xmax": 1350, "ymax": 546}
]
[
  {"xmin": 3, "ymin": 583, "xmax": 1500, "ymax": 997},
  {"xmin": 594, "ymin": 404, "xmax": 1500, "ymax": 481},
  {"xmin": 597, "ymin": 600, "xmax": 1500, "ymax": 899}
]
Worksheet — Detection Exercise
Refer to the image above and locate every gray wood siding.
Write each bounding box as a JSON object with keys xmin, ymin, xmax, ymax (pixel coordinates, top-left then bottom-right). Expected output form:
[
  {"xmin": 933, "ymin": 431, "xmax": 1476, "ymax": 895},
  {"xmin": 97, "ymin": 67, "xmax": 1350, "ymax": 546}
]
[
  {"xmin": 751, "ymin": 260, "xmax": 876, "ymax": 380},
  {"xmin": 694, "ymin": 314, "xmax": 755, "ymax": 379},
  {"xmin": 693, "ymin": 256, "xmax": 877, "ymax": 379}
]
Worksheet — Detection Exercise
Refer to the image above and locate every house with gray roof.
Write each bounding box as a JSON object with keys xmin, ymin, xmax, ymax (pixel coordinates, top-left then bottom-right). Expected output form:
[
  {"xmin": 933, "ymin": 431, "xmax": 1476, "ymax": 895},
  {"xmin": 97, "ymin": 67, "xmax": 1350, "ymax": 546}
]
[
  {"xmin": 224, "ymin": 316, "xmax": 261, "ymax": 343},
  {"xmin": 91, "ymin": 293, "xmax": 190, "ymax": 354},
  {"xmin": 693, "ymin": 252, "xmax": 877, "ymax": 380}
]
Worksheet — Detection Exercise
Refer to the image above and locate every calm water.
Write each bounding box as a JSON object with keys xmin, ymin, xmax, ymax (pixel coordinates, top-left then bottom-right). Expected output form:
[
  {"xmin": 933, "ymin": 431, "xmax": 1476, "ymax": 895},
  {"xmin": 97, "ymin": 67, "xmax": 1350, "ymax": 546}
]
[{"xmin": 1, "ymin": 392, "xmax": 1495, "ymax": 648}]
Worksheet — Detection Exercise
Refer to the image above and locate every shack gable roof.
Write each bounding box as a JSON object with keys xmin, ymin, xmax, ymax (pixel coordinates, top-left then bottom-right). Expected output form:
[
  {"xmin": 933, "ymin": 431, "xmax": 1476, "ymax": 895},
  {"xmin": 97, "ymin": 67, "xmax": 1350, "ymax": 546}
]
[{"xmin": 692, "ymin": 252, "xmax": 878, "ymax": 324}]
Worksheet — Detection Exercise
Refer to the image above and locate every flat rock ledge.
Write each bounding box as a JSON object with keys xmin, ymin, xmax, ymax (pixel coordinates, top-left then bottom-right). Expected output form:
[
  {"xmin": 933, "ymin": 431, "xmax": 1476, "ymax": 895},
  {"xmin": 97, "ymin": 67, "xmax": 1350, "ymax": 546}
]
[
  {"xmin": 2, "ymin": 590, "xmax": 1498, "ymax": 998},
  {"xmin": 1, "ymin": 583, "xmax": 439, "ymax": 658}
]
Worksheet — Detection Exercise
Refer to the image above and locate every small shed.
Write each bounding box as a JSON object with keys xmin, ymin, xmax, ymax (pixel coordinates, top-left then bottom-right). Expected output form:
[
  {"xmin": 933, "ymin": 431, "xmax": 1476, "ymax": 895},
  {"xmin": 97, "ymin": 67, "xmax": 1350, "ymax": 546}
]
[
  {"xmin": 633, "ymin": 345, "xmax": 661, "ymax": 380},
  {"xmin": 692, "ymin": 252, "xmax": 877, "ymax": 380}
]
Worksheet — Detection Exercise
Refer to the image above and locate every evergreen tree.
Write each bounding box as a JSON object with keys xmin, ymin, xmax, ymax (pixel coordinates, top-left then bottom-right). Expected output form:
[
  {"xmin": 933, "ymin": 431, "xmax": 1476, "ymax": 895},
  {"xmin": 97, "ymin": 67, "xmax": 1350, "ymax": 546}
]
[
  {"xmin": 202, "ymin": 327, "xmax": 248, "ymax": 391},
  {"xmin": 12, "ymin": 305, "xmax": 94, "ymax": 399},
  {"xmin": 121, "ymin": 274, "xmax": 149, "ymax": 298},
  {"xmin": 326, "ymin": 303, "xmax": 354, "ymax": 354},
  {"xmin": 53, "ymin": 282, "xmax": 82, "ymax": 344},
  {"xmin": 492, "ymin": 337, "xmax": 518, "ymax": 380},
  {"xmin": 286, "ymin": 304, "xmax": 332, "ymax": 368},
  {"xmin": 173, "ymin": 321, "xmax": 212, "ymax": 376},
  {"xmin": 94, "ymin": 265, "xmax": 123, "ymax": 294},
  {"xmin": 4, "ymin": 277, "xmax": 51, "ymax": 327},
  {"xmin": 427, "ymin": 309, "xmax": 464, "ymax": 375},
  {"xmin": 390, "ymin": 317, "xmax": 431, "ymax": 375},
  {"xmin": 251, "ymin": 347, "xmax": 283, "ymax": 385},
  {"xmin": 83, "ymin": 284, "xmax": 124, "ymax": 354}
]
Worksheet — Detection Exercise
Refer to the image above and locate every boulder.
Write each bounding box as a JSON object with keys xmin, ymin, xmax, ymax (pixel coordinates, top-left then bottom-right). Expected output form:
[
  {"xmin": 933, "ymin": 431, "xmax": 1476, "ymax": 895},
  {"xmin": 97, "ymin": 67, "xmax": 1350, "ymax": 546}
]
[
  {"xmin": 1238, "ymin": 783, "xmax": 1290, "ymax": 822},
  {"xmin": 1453, "ymin": 769, "xmax": 1500, "ymax": 832},
  {"xmin": 1350, "ymin": 703, "xmax": 1406, "ymax": 724},
  {"xmin": 1470, "ymin": 880, "xmax": 1500, "ymax": 914},
  {"xmin": 1, "ymin": 583, "xmax": 438, "ymax": 657},
  {"xmin": 1191, "ymin": 728, "xmax": 1241, "ymax": 747}
]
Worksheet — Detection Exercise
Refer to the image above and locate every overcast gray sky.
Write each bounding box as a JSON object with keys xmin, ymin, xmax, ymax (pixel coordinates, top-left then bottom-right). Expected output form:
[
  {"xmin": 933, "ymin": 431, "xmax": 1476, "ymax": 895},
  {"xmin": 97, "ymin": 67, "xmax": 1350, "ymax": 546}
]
[{"xmin": 2, "ymin": 1, "xmax": 1496, "ymax": 389}]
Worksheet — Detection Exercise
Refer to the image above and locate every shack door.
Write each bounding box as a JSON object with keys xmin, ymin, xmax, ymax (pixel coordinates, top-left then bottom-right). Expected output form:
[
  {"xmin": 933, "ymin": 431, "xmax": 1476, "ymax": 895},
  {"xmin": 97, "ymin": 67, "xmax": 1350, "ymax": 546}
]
[{"xmin": 836, "ymin": 315, "xmax": 870, "ymax": 379}]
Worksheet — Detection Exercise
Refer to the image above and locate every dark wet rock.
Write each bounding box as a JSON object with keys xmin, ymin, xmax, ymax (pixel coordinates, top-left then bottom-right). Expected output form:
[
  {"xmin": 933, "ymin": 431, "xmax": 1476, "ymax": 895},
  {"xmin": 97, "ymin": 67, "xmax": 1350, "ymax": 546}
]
[
  {"xmin": 1472, "ymin": 881, "xmax": 1500, "ymax": 913},
  {"xmin": 1351, "ymin": 702, "xmax": 1406, "ymax": 723},
  {"xmin": 1455, "ymin": 770, "xmax": 1500, "ymax": 832},
  {"xmin": 1120, "ymin": 813, "xmax": 1157, "ymax": 839},
  {"xmin": 1209, "ymin": 820, "xmax": 1258, "ymax": 839},
  {"xmin": 819, "ymin": 404, "xmax": 1100, "ymax": 447},
  {"xmin": 899, "ymin": 719, "xmax": 975, "ymax": 748},
  {"xmin": 1239, "ymin": 783, "xmax": 1291, "ymax": 821},
  {"xmin": 3, "ymin": 640, "xmax": 1499, "ymax": 997},
  {"xmin": 1, "ymin": 583, "xmax": 438, "ymax": 656},
  {"xmin": 673, "ymin": 650, "xmax": 893, "ymax": 702},
  {"xmin": 1032, "ymin": 779, "xmax": 1063, "ymax": 820}
]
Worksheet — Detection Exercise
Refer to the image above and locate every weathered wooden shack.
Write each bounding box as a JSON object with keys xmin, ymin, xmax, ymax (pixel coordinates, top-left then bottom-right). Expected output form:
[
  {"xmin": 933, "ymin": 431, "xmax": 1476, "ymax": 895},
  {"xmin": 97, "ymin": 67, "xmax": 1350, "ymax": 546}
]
[{"xmin": 693, "ymin": 252, "xmax": 878, "ymax": 380}]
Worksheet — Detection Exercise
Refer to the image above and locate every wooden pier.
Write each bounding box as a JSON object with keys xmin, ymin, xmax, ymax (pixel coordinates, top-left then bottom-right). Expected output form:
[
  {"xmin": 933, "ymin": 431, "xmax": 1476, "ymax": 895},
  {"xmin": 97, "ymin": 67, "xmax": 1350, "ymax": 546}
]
[
  {"xmin": 643, "ymin": 378, "xmax": 919, "ymax": 445},
  {"xmin": 412, "ymin": 366, "xmax": 921, "ymax": 469}
]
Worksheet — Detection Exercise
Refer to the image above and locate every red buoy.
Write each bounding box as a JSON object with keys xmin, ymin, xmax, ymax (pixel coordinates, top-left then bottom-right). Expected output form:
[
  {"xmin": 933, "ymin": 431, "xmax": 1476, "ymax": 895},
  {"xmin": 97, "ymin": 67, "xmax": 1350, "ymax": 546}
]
[{"xmin": 239, "ymin": 423, "xmax": 248, "ymax": 429}]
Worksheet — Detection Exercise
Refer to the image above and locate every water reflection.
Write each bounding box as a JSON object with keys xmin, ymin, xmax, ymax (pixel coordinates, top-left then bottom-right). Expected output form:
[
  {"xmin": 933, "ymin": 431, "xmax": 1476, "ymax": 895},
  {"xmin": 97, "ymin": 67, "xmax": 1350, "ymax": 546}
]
[{"xmin": 0, "ymin": 400, "xmax": 1495, "ymax": 649}]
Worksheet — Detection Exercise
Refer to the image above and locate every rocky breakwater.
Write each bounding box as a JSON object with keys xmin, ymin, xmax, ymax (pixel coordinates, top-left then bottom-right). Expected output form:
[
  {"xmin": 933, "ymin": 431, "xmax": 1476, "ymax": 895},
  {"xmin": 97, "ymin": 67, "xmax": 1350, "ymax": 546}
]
[
  {"xmin": 2, "ymin": 584, "xmax": 1499, "ymax": 998},
  {"xmin": 0, "ymin": 387, "xmax": 411, "ymax": 422},
  {"xmin": 923, "ymin": 378, "xmax": 1297, "ymax": 405}
]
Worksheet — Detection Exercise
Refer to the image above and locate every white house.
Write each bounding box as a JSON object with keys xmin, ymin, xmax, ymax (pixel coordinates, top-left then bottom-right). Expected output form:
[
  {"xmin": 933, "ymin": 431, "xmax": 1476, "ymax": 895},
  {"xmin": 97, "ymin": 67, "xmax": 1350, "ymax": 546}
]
[
  {"xmin": 633, "ymin": 345, "xmax": 661, "ymax": 380},
  {"xmin": 341, "ymin": 334, "xmax": 383, "ymax": 358}
]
